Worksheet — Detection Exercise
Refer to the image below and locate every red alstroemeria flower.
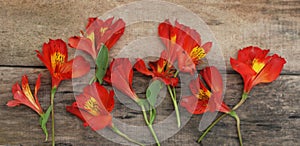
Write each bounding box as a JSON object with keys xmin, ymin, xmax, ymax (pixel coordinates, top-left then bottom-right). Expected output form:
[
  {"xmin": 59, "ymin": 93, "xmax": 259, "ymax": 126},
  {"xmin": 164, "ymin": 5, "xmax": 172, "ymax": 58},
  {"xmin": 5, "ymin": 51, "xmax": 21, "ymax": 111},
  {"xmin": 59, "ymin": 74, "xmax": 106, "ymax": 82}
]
[
  {"xmin": 180, "ymin": 66, "xmax": 230, "ymax": 114},
  {"xmin": 69, "ymin": 17, "xmax": 125, "ymax": 59},
  {"xmin": 134, "ymin": 57, "xmax": 178, "ymax": 87},
  {"xmin": 36, "ymin": 39, "xmax": 90, "ymax": 88},
  {"xmin": 7, "ymin": 74, "xmax": 44, "ymax": 116},
  {"xmin": 109, "ymin": 58, "xmax": 140, "ymax": 102},
  {"xmin": 158, "ymin": 19, "xmax": 212, "ymax": 73},
  {"xmin": 66, "ymin": 82, "xmax": 114, "ymax": 131},
  {"xmin": 230, "ymin": 46, "xmax": 286, "ymax": 93}
]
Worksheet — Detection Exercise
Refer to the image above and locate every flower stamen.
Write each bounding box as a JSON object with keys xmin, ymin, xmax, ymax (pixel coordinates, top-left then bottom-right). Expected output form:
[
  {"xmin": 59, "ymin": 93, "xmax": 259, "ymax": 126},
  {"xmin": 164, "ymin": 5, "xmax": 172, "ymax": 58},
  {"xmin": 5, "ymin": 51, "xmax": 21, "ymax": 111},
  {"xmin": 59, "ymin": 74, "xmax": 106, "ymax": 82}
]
[
  {"xmin": 100, "ymin": 27, "xmax": 108, "ymax": 35},
  {"xmin": 190, "ymin": 46, "xmax": 206, "ymax": 61},
  {"xmin": 51, "ymin": 52, "xmax": 65, "ymax": 69},
  {"xmin": 87, "ymin": 32, "xmax": 95, "ymax": 46},
  {"xmin": 197, "ymin": 89, "xmax": 211, "ymax": 100},
  {"xmin": 84, "ymin": 97, "xmax": 101, "ymax": 116},
  {"xmin": 22, "ymin": 84, "xmax": 40, "ymax": 110}
]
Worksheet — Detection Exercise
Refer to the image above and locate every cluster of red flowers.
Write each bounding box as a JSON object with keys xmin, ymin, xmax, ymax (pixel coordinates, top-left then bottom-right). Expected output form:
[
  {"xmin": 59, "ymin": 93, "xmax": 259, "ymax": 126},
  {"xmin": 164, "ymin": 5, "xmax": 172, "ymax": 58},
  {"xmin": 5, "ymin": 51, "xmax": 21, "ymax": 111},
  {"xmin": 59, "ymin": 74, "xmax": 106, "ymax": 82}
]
[{"xmin": 6, "ymin": 16, "xmax": 286, "ymax": 146}]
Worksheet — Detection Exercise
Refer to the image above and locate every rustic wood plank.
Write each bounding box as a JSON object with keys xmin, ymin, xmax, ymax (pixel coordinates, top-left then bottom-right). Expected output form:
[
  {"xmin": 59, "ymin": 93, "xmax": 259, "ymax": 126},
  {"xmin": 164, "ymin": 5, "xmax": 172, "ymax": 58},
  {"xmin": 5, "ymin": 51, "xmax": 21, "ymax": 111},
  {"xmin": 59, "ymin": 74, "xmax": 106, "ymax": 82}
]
[
  {"xmin": 0, "ymin": 0, "xmax": 298, "ymax": 74},
  {"xmin": 0, "ymin": 67, "xmax": 299, "ymax": 145}
]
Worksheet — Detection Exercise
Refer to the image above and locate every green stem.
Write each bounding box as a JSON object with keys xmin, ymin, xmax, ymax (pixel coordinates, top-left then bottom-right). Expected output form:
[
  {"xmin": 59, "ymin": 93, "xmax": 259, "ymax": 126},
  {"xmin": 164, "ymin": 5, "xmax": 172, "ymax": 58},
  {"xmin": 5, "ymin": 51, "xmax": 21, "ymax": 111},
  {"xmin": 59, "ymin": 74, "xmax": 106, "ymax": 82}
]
[
  {"xmin": 232, "ymin": 93, "xmax": 248, "ymax": 110},
  {"xmin": 89, "ymin": 76, "xmax": 97, "ymax": 85},
  {"xmin": 229, "ymin": 111, "xmax": 243, "ymax": 146},
  {"xmin": 197, "ymin": 113, "xmax": 227, "ymax": 143},
  {"xmin": 174, "ymin": 70, "xmax": 179, "ymax": 77},
  {"xmin": 140, "ymin": 105, "xmax": 160, "ymax": 146},
  {"xmin": 197, "ymin": 92, "xmax": 248, "ymax": 144},
  {"xmin": 148, "ymin": 124, "xmax": 160, "ymax": 146},
  {"xmin": 167, "ymin": 85, "xmax": 181, "ymax": 128},
  {"xmin": 50, "ymin": 87, "xmax": 57, "ymax": 146},
  {"xmin": 111, "ymin": 125, "xmax": 145, "ymax": 146},
  {"xmin": 141, "ymin": 105, "xmax": 149, "ymax": 125}
]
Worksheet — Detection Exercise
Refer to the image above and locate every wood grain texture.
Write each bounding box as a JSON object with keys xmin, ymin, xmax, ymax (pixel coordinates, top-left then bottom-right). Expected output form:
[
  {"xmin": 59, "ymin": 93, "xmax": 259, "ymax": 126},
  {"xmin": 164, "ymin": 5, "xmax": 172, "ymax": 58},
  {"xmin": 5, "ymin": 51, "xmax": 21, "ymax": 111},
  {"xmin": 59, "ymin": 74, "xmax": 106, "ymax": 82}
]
[
  {"xmin": 0, "ymin": 67, "xmax": 299, "ymax": 145},
  {"xmin": 0, "ymin": 0, "xmax": 299, "ymax": 145},
  {"xmin": 0, "ymin": 0, "xmax": 299, "ymax": 73}
]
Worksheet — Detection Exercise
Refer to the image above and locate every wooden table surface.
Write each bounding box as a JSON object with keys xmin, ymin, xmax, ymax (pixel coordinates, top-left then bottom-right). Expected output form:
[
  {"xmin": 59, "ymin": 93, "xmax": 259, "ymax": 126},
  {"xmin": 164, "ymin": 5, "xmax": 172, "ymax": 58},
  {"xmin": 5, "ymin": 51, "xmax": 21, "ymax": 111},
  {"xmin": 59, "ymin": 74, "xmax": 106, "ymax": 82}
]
[{"xmin": 0, "ymin": 0, "xmax": 299, "ymax": 145}]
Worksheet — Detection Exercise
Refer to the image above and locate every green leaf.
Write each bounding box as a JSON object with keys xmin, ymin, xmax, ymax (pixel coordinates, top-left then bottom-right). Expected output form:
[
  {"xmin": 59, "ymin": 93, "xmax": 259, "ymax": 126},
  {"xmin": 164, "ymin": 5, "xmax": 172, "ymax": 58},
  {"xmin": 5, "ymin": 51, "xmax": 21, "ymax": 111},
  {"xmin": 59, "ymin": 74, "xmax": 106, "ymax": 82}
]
[
  {"xmin": 95, "ymin": 45, "xmax": 109, "ymax": 84},
  {"xmin": 40, "ymin": 105, "xmax": 52, "ymax": 141},
  {"xmin": 146, "ymin": 80, "xmax": 163, "ymax": 107}
]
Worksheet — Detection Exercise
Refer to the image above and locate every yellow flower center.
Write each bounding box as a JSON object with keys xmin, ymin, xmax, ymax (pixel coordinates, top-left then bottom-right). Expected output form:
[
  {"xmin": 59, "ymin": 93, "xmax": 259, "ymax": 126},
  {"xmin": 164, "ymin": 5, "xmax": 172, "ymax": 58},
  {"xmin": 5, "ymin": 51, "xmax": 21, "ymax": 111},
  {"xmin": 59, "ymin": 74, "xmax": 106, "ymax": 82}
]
[
  {"xmin": 252, "ymin": 59, "xmax": 265, "ymax": 73},
  {"xmin": 100, "ymin": 27, "xmax": 108, "ymax": 35},
  {"xmin": 84, "ymin": 97, "xmax": 101, "ymax": 116},
  {"xmin": 190, "ymin": 46, "xmax": 206, "ymax": 61},
  {"xmin": 171, "ymin": 35, "xmax": 177, "ymax": 44},
  {"xmin": 51, "ymin": 52, "xmax": 65, "ymax": 69},
  {"xmin": 22, "ymin": 84, "xmax": 39, "ymax": 110},
  {"xmin": 157, "ymin": 60, "xmax": 167, "ymax": 73},
  {"xmin": 87, "ymin": 32, "xmax": 95, "ymax": 45},
  {"xmin": 196, "ymin": 89, "xmax": 211, "ymax": 100}
]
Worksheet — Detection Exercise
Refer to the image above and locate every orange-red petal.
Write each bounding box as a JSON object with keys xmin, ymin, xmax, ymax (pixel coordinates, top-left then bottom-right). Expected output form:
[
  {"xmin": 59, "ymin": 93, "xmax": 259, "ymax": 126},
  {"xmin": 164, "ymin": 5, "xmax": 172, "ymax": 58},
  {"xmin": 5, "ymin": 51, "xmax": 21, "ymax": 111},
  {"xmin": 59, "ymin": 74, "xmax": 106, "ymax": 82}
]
[
  {"xmin": 230, "ymin": 57, "xmax": 256, "ymax": 91},
  {"xmin": 70, "ymin": 83, "xmax": 114, "ymax": 131},
  {"xmin": 158, "ymin": 19, "xmax": 172, "ymax": 49},
  {"xmin": 180, "ymin": 95, "xmax": 207, "ymax": 114},
  {"xmin": 201, "ymin": 42, "xmax": 212, "ymax": 54},
  {"xmin": 200, "ymin": 66, "xmax": 223, "ymax": 93},
  {"xmin": 103, "ymin": 59, "xmax": 114, "ymax": 84},
  {"xmin": 134, "ymin": 59, "xmax": 154, "ymax": 76},
  {"xmin": 177, "ymin": 51, "xmax": 196, "ymax": 74},
  {"xmin": 66, "ymin": 102, "xmax": 89, "ymax": 127},
  {"xmin": 231, "ymin": 46, "xmax": 286, "ymax": 93},
  {"xmin": 36, "ymin": 39, "xmax": 90, "ymax": 88},
  {"xmin": 237, "ymin": 46, "xmax": 269, "ymax": 63},
  {"xmin": 7, "ymin": 75, "xmax": 44, "ymax": 115},
  {"xmin": 209, "ymin": 92, "xmax": 230, "ymax": 113},
  {"xmin": 182, "ymin": 68, "xmax": 230, "ymax": 114},
  {"xmin": 34, "ymin": 74, "xmax": 42, "ymax": 110},
  {"xmin": 82, "ymin": 83, "xmax": 115, "ymax": 113},
  {"xmin": 68, "ymin": 36, "xmax": 96, "ymax": 59},
  {"xmin": 252, "ymin": 54, "xmax": 286, "ymax": 86},
  {"xmin": 103, "ymin": 19, "xmax": 125, "ymax": 49},
  {"xmin": 60, "ymin": 55, "xmax": 90, "ymax": 79},
  {"xmin": 111, "ymin": 58, "xmax": 139, "ymax": 101},
  {"xmin": 158, "ymin": 19, "xmax": 211, "ymax": 72}
]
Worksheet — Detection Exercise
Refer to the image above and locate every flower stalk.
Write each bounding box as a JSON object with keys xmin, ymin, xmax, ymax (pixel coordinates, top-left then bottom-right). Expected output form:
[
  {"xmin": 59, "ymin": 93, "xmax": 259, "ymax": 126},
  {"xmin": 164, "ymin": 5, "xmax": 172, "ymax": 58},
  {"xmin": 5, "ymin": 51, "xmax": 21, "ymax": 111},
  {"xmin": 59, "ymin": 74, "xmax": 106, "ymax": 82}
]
[
  {"xmin": 167, "ymin": 85, "xmax": 181, "ymax": 128},
  {"xmin": 197, "ymin": 113, "xmax": 227, "ymax": 143},
  {"xmin": 197, "ymin": 93, "xmax": 248, "ymax": 145},
  {"xmin": 50, "ymin": 87, "xmax": 57, "ymax": 146},
  {"xmin": 141, "ymin": 104, "xmax": 160, "ymax": 146},
  {"xmin": 89, "ymin": 76, "xmax": 97, "ymax": 85},
  {"xmin": 228, "ymin": 111, "xmax": 243, "ymax": 146},
  {"xmin": 233, "ymin": 93, "xmax": 248, "ymax": 110}
]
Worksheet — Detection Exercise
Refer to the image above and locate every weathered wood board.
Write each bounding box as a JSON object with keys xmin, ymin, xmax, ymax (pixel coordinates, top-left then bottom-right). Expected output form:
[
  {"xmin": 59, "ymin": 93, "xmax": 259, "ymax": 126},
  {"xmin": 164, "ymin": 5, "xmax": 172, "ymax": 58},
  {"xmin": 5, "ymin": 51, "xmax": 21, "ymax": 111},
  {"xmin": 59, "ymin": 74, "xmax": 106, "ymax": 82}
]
[
  {"xmin": 0, "ymin": 0, "xmax": 299, "ymax": 73},
  {"xmin": 0, "ymin": 67, "xmax": 299, "ymax": 145}
]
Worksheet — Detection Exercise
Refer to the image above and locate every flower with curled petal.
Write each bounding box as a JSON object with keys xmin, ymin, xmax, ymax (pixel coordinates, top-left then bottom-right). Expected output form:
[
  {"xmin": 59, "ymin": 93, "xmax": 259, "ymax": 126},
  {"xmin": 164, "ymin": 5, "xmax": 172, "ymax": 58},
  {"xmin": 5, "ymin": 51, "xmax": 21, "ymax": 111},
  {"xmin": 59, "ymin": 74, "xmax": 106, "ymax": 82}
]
[
  {"xmin": 158, "ymin": 19, "xmax": 212, "ymax": 74},
  {"xmin": 134, "ymin": 53, "xmax": 178, "ymax": 87},
  {"xmin": 7, "ymin": 74, "xmax": 44, "ymax": 115},
  {"xmin": 109, "ymin": 58, "xmax": 140, "ymax": 102},
  {"xmin": 230, "ymin": 46, "xmax": 286, "ymax": 93},
  {"xmin": 180, "ymin": 66, "xmax": 230, "ymax": 114},
  {"xmin": 66, "ymin": 82, "xmax": 114, "ymax": 131},
  {"xmin": 36, "ymin": 39, "xmax": 90, "ymax": 88},
  {"xmin": 69, "ymin": 17, "xmax": 125, "ymax": 59}
]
